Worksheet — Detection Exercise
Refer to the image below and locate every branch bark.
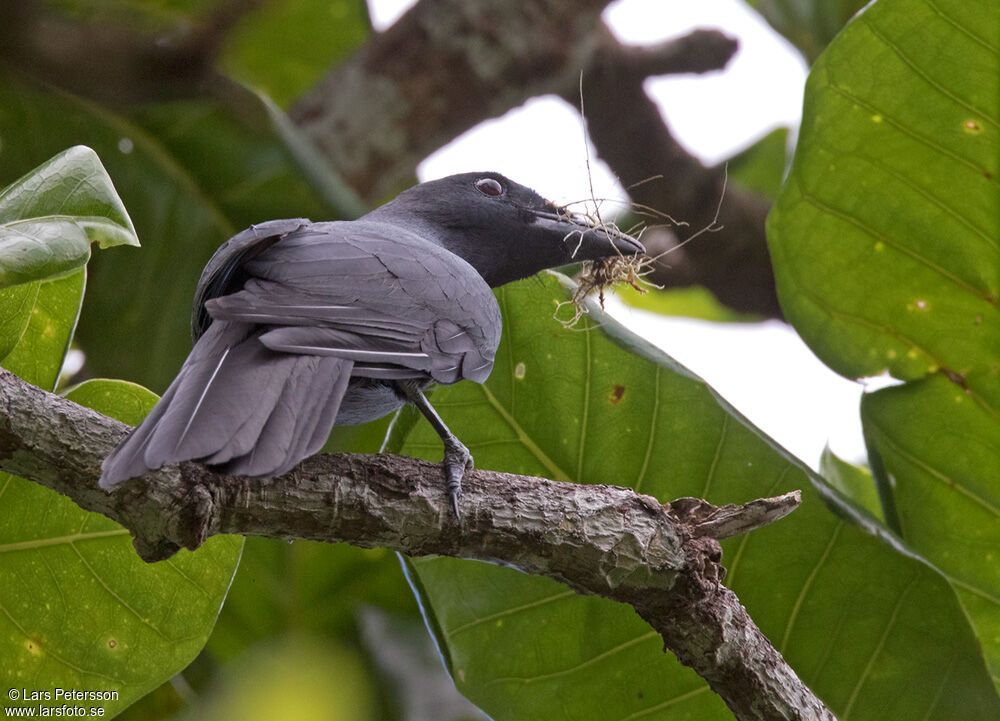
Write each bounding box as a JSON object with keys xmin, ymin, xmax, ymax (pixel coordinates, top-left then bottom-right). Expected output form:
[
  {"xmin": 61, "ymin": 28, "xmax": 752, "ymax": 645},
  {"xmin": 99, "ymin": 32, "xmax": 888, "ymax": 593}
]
[{"xmin": 0, "ymin": 368, "xmax": 833, "ymax": 720}]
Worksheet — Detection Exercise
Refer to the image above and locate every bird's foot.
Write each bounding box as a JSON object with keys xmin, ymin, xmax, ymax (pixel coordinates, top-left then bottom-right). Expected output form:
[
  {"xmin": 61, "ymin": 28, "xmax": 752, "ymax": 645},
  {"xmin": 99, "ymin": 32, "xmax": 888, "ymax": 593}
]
[{"xmin": 442, "ymin": 438, "xmax": 473, "ymax": 517}]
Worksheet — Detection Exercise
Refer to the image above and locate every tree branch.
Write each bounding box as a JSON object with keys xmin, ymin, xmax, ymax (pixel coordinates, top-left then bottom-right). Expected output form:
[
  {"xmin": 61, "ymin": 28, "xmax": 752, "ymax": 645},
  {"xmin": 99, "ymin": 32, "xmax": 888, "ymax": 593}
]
[{"xmin": 0, "ymin": 368, "xmax": 833, "ymax": 720}]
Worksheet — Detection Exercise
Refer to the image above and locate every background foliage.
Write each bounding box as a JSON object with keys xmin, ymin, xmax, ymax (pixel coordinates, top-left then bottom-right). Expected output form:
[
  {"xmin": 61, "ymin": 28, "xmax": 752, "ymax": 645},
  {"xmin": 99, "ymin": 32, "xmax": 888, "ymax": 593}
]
[{"xmin": 0, "ymin": 0, "xmax": 996, "ymax": 719}]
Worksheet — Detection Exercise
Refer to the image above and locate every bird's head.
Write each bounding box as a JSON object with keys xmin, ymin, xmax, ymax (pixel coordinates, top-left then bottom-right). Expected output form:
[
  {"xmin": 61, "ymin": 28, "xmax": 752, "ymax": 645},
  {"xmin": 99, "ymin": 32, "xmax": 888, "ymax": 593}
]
[{"xmin": 366, "ymin": 172, "xmax": 645, "ymax": 287}]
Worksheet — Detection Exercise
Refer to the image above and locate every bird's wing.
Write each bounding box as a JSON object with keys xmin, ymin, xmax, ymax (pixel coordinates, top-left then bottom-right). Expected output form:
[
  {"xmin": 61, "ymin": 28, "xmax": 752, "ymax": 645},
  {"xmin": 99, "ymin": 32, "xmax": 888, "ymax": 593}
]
[
  {"xmin": 205, "ymin": 221, "xmax": 502, "ymax": 384},
  {"xmin": 192, "ymin": 218, "xmax": 311, "ymax": 340}
]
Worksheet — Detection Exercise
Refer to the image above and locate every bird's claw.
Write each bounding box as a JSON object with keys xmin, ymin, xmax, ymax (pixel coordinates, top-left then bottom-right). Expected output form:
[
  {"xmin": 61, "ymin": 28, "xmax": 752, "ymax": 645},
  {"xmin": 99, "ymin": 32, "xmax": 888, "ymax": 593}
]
[{"xmin": 442, "ymin": 439, "xmax": 473, "ymax": 518}]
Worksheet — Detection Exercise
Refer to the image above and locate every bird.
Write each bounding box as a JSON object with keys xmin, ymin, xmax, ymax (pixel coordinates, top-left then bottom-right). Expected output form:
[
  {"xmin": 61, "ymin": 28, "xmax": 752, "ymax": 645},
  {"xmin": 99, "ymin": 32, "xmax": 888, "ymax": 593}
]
[{"xmin": 99, "ymin": 172, "xmax": 644, "ymax": 513}]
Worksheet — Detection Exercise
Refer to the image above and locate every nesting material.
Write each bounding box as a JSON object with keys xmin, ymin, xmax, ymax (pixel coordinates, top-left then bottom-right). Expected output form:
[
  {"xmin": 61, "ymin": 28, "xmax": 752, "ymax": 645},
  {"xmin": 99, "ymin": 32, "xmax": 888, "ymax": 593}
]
[{"xmin": 552, "ymin": 211, "xmax": 653, "ymax": 328}]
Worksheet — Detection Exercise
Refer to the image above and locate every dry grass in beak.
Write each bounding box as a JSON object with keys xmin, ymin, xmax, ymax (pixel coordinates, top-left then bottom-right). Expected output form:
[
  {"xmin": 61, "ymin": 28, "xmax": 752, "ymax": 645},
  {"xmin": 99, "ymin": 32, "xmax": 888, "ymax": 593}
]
[
  {"xmin": 553, "ymin": 164, "xmax": 728, "ymax": 329},
  {"xmin": 554, "ymin": 231, "xmax": 656, "ymax": 329}
]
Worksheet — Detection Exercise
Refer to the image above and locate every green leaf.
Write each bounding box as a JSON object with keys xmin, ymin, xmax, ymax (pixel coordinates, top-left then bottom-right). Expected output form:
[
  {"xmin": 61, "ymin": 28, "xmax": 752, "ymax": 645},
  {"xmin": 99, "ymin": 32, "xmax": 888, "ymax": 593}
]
[
  {"xmin": 0, "ymin": 146, "xmax": 138, "ymax": 288},
  {"xmin": 220, "ymin": 0, "xmax": 371, "ymax": 108},
  {"xmin": 747, "ymin": 0, "xmax": 870, "ymax": 63},
  {"xmin": 0, "ymin": 283, "xmax": 39, "ymax": 359},
  {"xmin": 1, "ymin": 270, "xmax": 85, "ymax": 393},
  {"xmin": 0, "ymin": 71, "xmax": 336, "ymax": 392},
  {"xmin": 391, "ymin": 273, "xmax": 999, "ymax": 720},
  {"xmin": 0, "ymin": 380, "xmax": 241, "ymax": 716},
  {"xmin": 767, "ymin": 0, "xmax": 999, "ymax": 399},
  {"xmin": 768, "ymin": 0, "xmax": 1000, "ymax": 693},
  {"xmin": 818, "ymin": 446, "xmax": 883, "ymax": 522},
  {"xmin": 61, "ymin": 377, "xmax": 161, "ymax": 426},
  {"xmin": 0, "ymin": 146, "xmax": 137, "ymax": 247},
  {"xmin": 863, "ymin": 374, "xmax": 1000, "ymax": 688},
  {"xmin": 0, "ymin": 467, "xmax": 242, "ymax": 717},
  {"xmin": 0, "ymin": 219, "xmax": 90, "ymax": 288}
]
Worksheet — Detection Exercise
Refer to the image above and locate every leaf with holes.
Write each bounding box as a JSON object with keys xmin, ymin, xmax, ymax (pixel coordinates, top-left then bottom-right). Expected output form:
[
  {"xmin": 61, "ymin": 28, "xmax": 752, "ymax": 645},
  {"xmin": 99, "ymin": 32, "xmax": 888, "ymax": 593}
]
[
  {"xmin": 388, "ymin": 272, "xmax": 999, "ymax": 720},
  {"xmin": 768, "ymin": 0, "xmax": 1000, "ymax": 690}
]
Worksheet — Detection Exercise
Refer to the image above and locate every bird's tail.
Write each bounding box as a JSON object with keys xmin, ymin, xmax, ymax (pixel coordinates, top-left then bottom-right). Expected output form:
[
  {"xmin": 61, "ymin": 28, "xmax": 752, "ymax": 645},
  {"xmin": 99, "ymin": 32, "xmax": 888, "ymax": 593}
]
[{"xmin": 99, "ymin": 321, "xmax": 352, "ymax": 489}]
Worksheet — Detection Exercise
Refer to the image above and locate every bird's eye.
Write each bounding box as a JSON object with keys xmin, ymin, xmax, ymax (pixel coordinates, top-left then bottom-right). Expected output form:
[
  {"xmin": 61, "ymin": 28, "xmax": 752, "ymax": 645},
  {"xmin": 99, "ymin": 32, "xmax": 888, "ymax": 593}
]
[{"xmin": 475, "ymin": 178, "xmax": 504, "ymax": 197}]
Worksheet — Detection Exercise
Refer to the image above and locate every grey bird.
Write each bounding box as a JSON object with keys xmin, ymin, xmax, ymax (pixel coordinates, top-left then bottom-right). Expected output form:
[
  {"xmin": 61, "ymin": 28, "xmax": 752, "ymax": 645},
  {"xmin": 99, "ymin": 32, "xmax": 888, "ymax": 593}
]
[{"xmin": 99, "ymin": 172, "xmax": 644, "ymax": 512}]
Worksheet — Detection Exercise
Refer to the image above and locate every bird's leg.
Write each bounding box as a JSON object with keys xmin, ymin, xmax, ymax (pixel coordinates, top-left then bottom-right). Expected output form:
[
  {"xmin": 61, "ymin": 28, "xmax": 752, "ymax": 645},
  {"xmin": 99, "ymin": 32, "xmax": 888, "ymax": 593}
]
[{"xmin": 398, "ymin": 382, "xmax": 472, "ymax": 516}]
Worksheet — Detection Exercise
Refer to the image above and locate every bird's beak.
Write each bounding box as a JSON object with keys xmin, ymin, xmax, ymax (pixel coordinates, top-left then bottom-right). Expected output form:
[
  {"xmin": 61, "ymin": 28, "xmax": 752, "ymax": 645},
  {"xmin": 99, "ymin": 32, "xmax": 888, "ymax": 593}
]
[{"xmin": 528, "ymin": 207, "xmax": 645, "ymax": 261}]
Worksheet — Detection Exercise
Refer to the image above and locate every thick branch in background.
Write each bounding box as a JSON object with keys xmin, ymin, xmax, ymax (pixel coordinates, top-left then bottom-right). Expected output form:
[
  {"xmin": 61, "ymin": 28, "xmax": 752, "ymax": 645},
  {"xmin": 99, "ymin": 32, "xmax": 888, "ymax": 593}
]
[
  {"xmin": 291, "ymin": 0, "xmax": 614, "ymax": 201},
  {"xmin": 292, "ymin": 0, "xmax": 781, "ymax": 316},
  {"xmin": 0, "ymin": 368, "xmax": 832, "ymax": 720}
]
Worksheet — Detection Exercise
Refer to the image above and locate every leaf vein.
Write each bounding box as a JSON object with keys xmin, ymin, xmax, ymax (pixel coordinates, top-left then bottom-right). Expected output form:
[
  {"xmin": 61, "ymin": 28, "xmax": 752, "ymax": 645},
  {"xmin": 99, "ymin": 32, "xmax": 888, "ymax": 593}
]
[
  {"xmin": 484, "ymin": 631, "xmax": 658, "ymax": 687},
  {"xmin": 69, "ymin": 544, "xmax": 170, "ymax": 641},
  {"xmin": 862, "ymin": 17, "xmax": 999, "ymax": 128},
  {"xmin": 445, "ymin": 590, "xmax": 576, "ymax": 638},
  {"xmin": 825, "ymin": 83, "xmax": 998, "ymax": 186},
  {"xmin": 780, "ymin": 521, "xmax": 844, "ymax": 653}
]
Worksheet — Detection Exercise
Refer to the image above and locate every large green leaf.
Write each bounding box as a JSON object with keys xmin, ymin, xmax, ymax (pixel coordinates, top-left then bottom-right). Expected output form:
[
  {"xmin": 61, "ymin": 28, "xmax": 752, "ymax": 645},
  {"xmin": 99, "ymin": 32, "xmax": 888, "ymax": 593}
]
[
  {"xmin": 220, "ymin": 0, "xmax": 370, "ymax": 107},
  {"xmin": 767, "ymin": 0, "xmax": 1000, "ymax": 692},
  {"xmin": 390, "ymin": 273, "xmax": 999, "ymax": 720},
  {"xmin": 0, "ymin": 146, "xmax": 138, "ymax": 288},
  {"xmin": 0, "ymin": 72, "xmax": 335, "ymax": 392},
  {"xmin": 0, "ymin": 284, "xmax": 40, "ymax": 361},
  {"xmin": 0, "ymin": 375, "xmax": 241, "ymax": 717},
  {"xmin": 767, "ymin": 0, "xmax": 998, "ymax": 398},
  {"xmin": 1, "ymin": 270, "xmax": 85, "ymax": 393},
  {"xmin": 862, "ymin": 374, "xmax": 1000, "ymax": 687}
]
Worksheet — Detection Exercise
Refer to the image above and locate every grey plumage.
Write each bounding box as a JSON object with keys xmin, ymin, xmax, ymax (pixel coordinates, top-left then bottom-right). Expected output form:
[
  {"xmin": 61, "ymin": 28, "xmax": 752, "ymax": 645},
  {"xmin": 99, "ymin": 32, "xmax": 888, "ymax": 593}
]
[{"xmin": 100, "ymin": 172, "xmax": 643, "ymax": 503}]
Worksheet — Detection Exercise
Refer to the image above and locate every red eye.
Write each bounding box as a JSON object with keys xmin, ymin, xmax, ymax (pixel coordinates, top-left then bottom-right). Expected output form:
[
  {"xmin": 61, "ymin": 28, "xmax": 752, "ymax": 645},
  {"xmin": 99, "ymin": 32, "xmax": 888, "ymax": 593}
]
[{"xmin": 475, "ymin": 178, "xmax": 504, "ymax": 197}]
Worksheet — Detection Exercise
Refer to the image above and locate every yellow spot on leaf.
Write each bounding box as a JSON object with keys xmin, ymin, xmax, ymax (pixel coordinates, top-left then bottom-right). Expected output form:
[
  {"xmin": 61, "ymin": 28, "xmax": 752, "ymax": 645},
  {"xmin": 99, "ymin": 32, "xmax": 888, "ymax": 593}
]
[
  {"xmin": 514, "ymin": 362, "xmax": 526, "ymax": 379},
  {"xmin": 963, "ymin": 119, "xmax": 982, "ymax": 133},
  {"xmin": 871, "ymin": 114, "xmax": 883, "ymax": 123}
]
